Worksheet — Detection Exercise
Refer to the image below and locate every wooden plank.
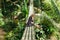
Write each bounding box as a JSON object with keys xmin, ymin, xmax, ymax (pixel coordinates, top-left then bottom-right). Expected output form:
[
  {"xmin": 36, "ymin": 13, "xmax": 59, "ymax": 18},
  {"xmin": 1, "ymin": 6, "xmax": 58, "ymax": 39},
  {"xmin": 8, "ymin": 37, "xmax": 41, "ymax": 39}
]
[
  {"xmin": 21, "ymin": 26, "xmax": 36, "ymax": 40},
  {"xmin": 32, "ymin": 26, "xmax": 36, "ymax": 40},
  {"xmin": 21, "ymin": 27, "xmax": 27, "ymax": 40},
  {"xmin": 29, "ymin": 27, "xmax": 32, "ymax": 40},
  {"xmin": 25, "ymin": 27, "xmax": 29, "ymax": 40}
]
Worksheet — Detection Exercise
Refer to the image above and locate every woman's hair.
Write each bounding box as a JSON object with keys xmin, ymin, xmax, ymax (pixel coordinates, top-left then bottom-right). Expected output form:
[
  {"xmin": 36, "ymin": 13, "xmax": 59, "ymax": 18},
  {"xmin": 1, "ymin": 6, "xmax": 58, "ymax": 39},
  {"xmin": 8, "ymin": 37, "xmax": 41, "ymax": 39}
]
[{"xmin": 30, "ymin": 14, "xmax": 35, "ymax": 17}]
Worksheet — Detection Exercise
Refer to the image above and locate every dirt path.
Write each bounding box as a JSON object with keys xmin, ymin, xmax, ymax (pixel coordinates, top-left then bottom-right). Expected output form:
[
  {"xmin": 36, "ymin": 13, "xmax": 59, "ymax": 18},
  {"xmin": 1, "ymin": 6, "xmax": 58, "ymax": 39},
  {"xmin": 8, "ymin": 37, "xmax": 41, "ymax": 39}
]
[{"xmin": 0, "ymin": 28, "xmax": 6, "ymax": 40}]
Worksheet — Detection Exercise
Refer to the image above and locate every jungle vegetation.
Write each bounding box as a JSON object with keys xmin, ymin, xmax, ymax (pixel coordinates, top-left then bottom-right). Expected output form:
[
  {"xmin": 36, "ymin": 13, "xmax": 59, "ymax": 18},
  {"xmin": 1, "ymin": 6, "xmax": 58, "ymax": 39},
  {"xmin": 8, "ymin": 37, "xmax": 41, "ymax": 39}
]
[{"xmin": 0, "ymin": 0, "xmax": 60, "ymax": 40}]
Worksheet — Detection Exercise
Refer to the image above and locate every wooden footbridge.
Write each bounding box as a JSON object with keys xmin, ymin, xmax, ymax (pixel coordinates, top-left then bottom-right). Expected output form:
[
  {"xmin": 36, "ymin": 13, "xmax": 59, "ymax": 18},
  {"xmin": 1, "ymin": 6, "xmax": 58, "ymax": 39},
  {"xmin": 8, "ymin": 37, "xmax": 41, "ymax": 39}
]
[
  {"xmin": 21, "ymin": 0, "xmax": 37, "ymax": 40},
  {"xmin": 21, "ymin": 26, "xmax": 36, "ymax": 40}
]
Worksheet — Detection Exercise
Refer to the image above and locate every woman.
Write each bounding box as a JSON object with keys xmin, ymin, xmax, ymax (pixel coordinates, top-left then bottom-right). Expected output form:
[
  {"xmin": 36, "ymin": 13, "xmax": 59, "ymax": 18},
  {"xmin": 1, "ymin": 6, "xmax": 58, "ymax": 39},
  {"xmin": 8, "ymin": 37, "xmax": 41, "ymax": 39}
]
[{"xmin": 26, "ymin": 14, "xmax": 34, "ymax": 27}]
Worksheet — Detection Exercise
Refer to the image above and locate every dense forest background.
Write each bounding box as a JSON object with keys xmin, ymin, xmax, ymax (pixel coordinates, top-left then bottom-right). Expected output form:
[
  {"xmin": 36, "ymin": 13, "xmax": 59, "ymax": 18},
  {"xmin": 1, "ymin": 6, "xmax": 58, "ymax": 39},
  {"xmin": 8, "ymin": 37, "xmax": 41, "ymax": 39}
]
[{"xmin": 0, "ymin": 0, "xmax": 60, "ymax": 40}]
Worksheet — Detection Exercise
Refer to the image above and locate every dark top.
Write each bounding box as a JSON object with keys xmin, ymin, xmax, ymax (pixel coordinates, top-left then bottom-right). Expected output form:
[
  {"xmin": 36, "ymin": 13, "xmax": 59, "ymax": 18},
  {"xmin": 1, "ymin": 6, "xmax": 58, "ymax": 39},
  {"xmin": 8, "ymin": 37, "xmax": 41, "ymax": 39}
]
[{"xmin": 26, "ymin": 16, "xmax": 33, "ymax": 27}]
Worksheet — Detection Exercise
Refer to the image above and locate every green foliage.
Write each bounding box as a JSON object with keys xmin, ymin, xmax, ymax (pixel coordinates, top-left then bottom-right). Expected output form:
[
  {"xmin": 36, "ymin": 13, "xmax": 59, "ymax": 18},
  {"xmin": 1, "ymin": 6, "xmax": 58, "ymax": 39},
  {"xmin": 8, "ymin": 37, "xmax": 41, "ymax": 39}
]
[
  {"xmin": 0, "ymin": 18, "xmax": 5, "ymax": 26},
  {"xmin": 35, "ymin": 16, "xmax": 60, "ymax": 40},
  {"xmin": 5, "ymin": 26, "xmax": 25, "ymax": 40},
  {"xmin": 2, "ymin": 0, "xmax": 18, "ymax": 18},
  {"xmin": 2, "ymin": 21, "xmax": 17, "ymax": 32},
  {"xmin": 1, "ymin": 0, "xmax": 27, "ymax": 40},
  {"xmin": 50, "ymin": 0, "xmax": 60, "ymax": 23},
  {"xmin": 41, "ymin": 17, "xmax": 55, "ymax": 37},
  {"xmin": 0, "ymin": 0, "xmax": 60, "ymax": 40},
  {"xmin": 41, "ymin": 0, "xmax": 60, "ymax": 23}
]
